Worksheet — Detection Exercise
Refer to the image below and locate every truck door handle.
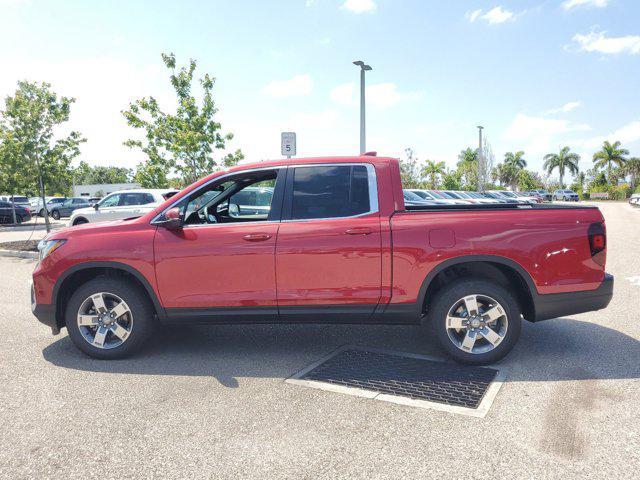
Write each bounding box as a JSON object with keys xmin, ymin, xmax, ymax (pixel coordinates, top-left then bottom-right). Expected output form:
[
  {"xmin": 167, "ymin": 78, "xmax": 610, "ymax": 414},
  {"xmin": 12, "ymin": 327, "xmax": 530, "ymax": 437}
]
[
  {"xmin": 242, "ymin": 233, "xmax": 272, "ymax": 242},
  {"xmin": 345, "ymin": 227, "xmax": 373, "ymax": 235}
]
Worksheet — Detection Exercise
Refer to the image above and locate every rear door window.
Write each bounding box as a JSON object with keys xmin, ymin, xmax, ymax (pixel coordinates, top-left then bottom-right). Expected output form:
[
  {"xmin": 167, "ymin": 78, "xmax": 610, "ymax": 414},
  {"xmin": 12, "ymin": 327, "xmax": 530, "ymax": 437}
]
[{"xmin": 288, "ymin": 165, "xmax": 373, "ymax": 220}]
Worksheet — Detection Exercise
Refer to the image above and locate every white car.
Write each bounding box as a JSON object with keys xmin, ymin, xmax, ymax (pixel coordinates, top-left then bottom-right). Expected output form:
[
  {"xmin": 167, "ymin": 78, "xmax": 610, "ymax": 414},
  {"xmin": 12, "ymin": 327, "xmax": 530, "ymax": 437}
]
[
  {"xmin": 630, "ymin": 193, "xmax": 640, "ymax": 207},
  {"xmin": 68, "ymin": 189, "xmax": 178, "ymax": 226}
]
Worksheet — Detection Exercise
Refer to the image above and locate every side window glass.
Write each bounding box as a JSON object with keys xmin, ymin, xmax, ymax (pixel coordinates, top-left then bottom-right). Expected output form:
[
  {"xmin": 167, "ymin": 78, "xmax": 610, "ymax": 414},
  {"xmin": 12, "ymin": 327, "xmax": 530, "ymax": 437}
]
[
  {"xmin": 100, "ymin": 194, "xmax": 120, "ymax": 208},
  {"xmin": 290, "ymin": 165, "xmax": 371, "ymax": 220},
  {"xmin": 141, "ymin": 193, "xmax": 155, "ymax": 204}
]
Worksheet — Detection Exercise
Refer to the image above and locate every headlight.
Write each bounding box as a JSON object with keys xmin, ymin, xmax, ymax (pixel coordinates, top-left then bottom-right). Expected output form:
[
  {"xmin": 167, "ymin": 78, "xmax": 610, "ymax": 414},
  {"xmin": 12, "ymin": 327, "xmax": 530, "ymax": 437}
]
[{"xmin": 37, "ymin": 239, "xmax": 66, "ymax": 262}]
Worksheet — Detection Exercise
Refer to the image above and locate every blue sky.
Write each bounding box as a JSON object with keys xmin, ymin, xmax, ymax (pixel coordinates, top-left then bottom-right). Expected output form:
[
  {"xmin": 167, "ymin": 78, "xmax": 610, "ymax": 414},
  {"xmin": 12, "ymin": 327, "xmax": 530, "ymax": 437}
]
[{"xmin": 2, "ymin": 0, "xmax": 639, "ymax": 179}]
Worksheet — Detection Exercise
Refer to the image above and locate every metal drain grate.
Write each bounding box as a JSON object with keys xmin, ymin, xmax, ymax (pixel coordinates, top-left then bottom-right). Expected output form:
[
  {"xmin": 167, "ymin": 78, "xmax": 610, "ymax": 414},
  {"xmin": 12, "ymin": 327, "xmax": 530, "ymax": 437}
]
[{"xmin": 288, "ymin": 347, "xmax": 502, "ymax": 414}]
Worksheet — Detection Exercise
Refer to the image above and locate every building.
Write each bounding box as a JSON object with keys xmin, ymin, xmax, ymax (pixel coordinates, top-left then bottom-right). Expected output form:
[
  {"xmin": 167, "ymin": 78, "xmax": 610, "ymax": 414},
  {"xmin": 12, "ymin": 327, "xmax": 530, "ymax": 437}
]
[{"xmin": 72, "ymin": 183, "xmax": 141, "ymax": 198}]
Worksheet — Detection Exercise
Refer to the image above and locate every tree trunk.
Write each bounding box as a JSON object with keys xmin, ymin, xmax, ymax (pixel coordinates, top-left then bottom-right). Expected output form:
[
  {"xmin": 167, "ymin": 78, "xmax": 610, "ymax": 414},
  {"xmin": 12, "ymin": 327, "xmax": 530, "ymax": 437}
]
[{"xmin": 11, "ymin": 195, "xmax": 17, "ymax": 224}]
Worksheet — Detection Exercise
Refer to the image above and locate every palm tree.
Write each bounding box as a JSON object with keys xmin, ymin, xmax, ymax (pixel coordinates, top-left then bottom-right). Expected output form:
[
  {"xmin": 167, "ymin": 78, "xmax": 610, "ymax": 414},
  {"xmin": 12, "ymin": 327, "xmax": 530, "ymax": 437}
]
[
  {"xmin": 422, "ymin": 159, "xmax": 446, "ymax": 189},
  {"xmin": 543, "ymin": 146, "xmax": 580, "ymax": 188},
  {"xmin": 626, "ymin": 157, "xmax": 640, "ymax": 191},
  {"xmin": 504, "ymin": 151, "xmax": 527, "ymax": 170},
  {"xmin": 593, "ymin": 140, "xmax": 629, "ymax": 185}
]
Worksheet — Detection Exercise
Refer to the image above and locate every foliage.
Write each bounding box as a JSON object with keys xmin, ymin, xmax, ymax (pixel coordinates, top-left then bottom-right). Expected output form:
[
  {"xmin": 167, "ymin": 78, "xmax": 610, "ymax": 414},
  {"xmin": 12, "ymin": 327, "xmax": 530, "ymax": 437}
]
[
  {"xmin": 399, "ymin": 148, "xmax": 425, "ymax": 188},
  {"xmin": 122, "ymin": 52, "xmax": 243, "ymax": 187},
  {"xmin": 608, "ymin": 185, "xmax": 632, "ymax": 200},
  {"xmin": 441, "ymin": 170, "xmax": 462, "ymax": 190},
  {"xmin": 421, "ymin": 159, "xmax": 445, "ymax": 189},
  {"xmin": 0, "ymin": 81, "xmax": 85, "ymax": 197},
  {"xmin": 457, "ymin": 147, "xmax": 478, "ymax": 190},
  {"xmin": 517, "ymin": 169, "xmax": 540, "ymax": 191},
  {"xmin": 543, "ymin": 146, "xmax": 580, "ymax": 188},
  {"xmin": 624, "ymin": 157, "xmax": 640, "ymax": 191},
  {"xmin": 592, "ymin": 140, "xmax": 628, "ymax": 185},
  {"xmin": 73, "ymin": 161, "xmax": 133, "ymax": 185},
  {"xmin": 504, "ymin": 151, "xmax": 526, "ymax": 170}
]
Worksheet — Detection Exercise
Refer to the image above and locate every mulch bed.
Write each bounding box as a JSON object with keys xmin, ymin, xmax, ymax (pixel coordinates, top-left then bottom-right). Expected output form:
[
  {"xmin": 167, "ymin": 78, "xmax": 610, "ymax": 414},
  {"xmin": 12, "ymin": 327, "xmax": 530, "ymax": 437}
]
[{"xmin": 0, "ymin": 240, "xmax": 39, "ymax": 252}]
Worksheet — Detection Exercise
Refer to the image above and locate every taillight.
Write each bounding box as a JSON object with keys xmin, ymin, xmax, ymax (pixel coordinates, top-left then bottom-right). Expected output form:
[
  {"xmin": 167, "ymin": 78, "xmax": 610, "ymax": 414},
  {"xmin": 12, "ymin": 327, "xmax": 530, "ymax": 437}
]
[{"xmin": 588, "ymin": 222, "xmax": 606, "ymax": 265}]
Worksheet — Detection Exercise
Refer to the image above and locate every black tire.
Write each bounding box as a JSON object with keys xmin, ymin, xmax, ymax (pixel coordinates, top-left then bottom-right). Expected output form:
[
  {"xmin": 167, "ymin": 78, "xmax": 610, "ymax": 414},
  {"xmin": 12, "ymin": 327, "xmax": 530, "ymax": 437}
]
[
  {"xmin": 428, "ymin": 278, "xmax": 522, "ymax": 365},
  {"xmin": 51, "ymin": 210, "xmax": 60, "ymax": 220},
  {"xmin": 65, "ymin": 277, "xmax": 155, "ymax": 359},
  {"xmin": 15, "ymin": 215, "xmax": 23, "ymax": 224},
  {"xmin": 73, "ymin": 217, "xmax": 88, "ymax": 226},
  {"xmin": 38, "ymin": 208, "xmax": 45, "ymax": 217}
]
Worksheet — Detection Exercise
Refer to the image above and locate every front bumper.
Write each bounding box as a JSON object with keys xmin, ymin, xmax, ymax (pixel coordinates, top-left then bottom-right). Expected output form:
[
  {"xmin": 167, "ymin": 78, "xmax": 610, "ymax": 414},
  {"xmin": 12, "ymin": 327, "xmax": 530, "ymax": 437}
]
[
  {"xmin": 31, "ymin": 283, "xmax": 59, "ymax": 334},
  {"xmin": 533, "ymin": 273, "xmax": 614, "ymax": 321}
]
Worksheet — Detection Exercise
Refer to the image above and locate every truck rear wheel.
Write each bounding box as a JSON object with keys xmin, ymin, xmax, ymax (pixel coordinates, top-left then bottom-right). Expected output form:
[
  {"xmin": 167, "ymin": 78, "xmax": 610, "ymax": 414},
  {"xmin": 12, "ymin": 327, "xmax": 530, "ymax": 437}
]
[
  {"xmin": 65, "ymin": 277, "xmax": 154, "ymax": 359},
  {"xmin": 428, "ymin": 279, "xmax": 521, "ymax": 365}
]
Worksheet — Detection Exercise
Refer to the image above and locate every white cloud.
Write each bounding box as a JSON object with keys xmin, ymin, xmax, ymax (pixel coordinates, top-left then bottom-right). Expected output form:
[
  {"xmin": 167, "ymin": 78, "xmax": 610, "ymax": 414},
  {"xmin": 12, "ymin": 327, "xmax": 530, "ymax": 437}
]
[
  {"xmin": 0, "ymin": 57, "xmax": 174, "ymax": 168},
  {"xmin": 545, "ymin": 101, "xmax": 582, "ymax": 115},
  {"xmin": 503, "ymin": 113, "xmax": 590, "ymax": 158},
  {"xmin": 467, "ymin": 6, "xmax": 515, "ymax": 24},
  {"xmin": 262, "ymin": 74, "xmax": 313, "ymax": 97},
  {"xmin": 0, "ymin": 0, "xmax": 31, "ymax": 6},
  {"xmin": 465, "ymin": 9, "xmax": 482, "ymax": 23},
  {"xmin": 318, "ymin": 37, "xmax": 331, "ymax": 45},
  {"xmin": 577, "ymin": 120, "xmax": 640, "ymax": 150},
  {"xmin": 341, "ymin": 0, "xmax": 377, "ymax": 14},
  {"xmin": 330, "ymin": 82, "xmax": 423, "ymax": 110},
  {"xmin": 572, "ymin": 30, "xmax": 640, "ymax": 55},
  {"xmin": 562, "ymin": 0, "xmax": 608, "ymax": 11}
]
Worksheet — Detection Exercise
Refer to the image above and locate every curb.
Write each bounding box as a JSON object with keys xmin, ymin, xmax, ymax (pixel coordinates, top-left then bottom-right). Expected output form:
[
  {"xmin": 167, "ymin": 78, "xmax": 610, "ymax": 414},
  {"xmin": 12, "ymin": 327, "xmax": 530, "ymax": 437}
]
[
  {"xmin": 0, "ymin": 223, "xmax": 64, "ymax": 232},
  {"xmin": 0, "ymin": 249, "xmax": 38, "ymax": 260}
]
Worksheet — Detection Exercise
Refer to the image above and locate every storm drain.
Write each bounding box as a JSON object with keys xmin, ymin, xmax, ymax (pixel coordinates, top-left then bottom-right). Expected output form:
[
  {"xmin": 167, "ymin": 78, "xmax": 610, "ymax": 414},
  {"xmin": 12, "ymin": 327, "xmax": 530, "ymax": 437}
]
[{"xmin": 286, "ymin": 346, "xmax": 505, "ymax": 417}]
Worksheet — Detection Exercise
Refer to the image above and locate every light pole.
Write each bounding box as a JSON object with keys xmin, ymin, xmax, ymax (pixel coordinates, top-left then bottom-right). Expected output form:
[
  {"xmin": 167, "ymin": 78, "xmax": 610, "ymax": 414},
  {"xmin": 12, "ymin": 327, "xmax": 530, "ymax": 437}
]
[
  {"xmin": 477, "ymin": 125, "xmax": 484, "ymax": 192},
  {"xmin": 353, "ymin": 60, "xmax": 372, "ymax": 154}
]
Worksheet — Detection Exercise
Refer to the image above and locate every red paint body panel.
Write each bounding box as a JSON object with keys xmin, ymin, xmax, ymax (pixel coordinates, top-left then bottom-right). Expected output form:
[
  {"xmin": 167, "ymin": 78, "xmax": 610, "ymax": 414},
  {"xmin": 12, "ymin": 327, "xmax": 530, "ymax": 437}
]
[
  {"xmin": 32, "ymin": 155, "xmax": 609, "ymax": 327},
  {"xmin": 275, "ymin": 214, "xmax": 382, "ymax": 306}
]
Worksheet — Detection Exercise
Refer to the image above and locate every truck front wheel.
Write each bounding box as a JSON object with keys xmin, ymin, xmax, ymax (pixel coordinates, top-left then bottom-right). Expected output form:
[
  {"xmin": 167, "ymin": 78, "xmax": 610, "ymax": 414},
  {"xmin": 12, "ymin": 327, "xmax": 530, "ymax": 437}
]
[
  {"xmin": 428, "ymin": 279, "xmax": 522, "ymax": 365},
  {"xmin": 65, "ymin": 277, "xmax": 155, "ymax": 359}
]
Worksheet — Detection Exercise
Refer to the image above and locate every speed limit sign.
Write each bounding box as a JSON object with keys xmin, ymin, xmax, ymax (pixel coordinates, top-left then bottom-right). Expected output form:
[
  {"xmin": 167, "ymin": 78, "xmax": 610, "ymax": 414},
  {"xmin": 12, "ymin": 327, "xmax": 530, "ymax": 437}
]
[{"xmin": 281, "ymin": 132, "xmax": 296, "ymax": 157}]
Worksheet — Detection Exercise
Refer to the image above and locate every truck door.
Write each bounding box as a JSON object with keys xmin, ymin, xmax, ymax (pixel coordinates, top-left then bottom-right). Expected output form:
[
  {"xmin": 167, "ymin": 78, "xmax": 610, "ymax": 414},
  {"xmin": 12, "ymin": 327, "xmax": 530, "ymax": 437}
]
[{"xmin": 275, "ymin": 164, "xmax": 382, "ymax": 319}]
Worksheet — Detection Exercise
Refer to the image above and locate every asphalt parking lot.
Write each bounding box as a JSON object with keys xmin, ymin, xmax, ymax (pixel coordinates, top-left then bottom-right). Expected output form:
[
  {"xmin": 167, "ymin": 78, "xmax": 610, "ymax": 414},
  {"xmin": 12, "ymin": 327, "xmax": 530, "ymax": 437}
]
[{"xmin": 0, "ymin": 202, "xmax": 638, "ymax": 479}]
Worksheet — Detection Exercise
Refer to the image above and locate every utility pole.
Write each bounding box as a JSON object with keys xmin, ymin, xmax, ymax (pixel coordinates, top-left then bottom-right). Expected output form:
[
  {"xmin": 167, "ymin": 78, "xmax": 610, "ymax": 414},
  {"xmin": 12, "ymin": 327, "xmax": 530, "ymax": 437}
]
[
  {"xmin": 34, "ymin": 154, "xmax": 51, "ymax": 233},
  {"xmin": 477, "ymin": 125, "xmax": 484, "ymax": 192},
  {"xmin": 353, "ymin": 60, "xmax": 372, "ymax": 154}
]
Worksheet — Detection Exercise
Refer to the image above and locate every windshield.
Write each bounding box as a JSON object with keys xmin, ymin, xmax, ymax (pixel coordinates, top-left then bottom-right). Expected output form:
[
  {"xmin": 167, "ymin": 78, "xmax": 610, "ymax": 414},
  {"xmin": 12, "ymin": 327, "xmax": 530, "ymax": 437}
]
[
  {"xmin": 410, "ymin": 190, "xmax": 433, "ymax": 200},
  {"xmin": 500, "ymin": 191, "xmax": 517, "ymax": 198},
  {"xmin": 454, "ymin": 191, "xmax": 471, "ymax": 198},
  {"xmin": 403, "ymin": 190, "xmax": 424, "ymax": 201}
]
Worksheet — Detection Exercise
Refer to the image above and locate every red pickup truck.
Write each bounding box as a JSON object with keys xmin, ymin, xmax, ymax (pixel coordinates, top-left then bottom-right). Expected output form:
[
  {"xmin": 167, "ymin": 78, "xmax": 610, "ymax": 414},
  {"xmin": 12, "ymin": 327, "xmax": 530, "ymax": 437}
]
[{"xmin": 31, "ymin": 155, "xmax": 613, "ymax": 364}]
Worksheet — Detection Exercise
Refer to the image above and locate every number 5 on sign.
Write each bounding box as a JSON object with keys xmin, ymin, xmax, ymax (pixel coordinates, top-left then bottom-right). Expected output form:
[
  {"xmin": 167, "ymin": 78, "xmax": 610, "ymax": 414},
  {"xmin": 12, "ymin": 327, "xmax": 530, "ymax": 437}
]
[{"xmin": 281, "ymin": 132, "xmax": 296, "ymax": 157}]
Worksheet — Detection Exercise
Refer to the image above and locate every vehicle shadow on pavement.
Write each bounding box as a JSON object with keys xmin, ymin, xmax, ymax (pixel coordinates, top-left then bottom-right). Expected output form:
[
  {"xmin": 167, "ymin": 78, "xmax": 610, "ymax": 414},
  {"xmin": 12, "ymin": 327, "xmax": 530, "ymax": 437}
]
[{"xmin": 42, "ymin": 318, "xmax": 640, "ymax": 385}]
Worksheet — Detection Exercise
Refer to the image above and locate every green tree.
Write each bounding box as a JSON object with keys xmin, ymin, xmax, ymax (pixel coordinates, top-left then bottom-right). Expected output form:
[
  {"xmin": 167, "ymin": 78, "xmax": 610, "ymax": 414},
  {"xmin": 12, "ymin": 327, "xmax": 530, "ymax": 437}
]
[
  {"xmin": 73, "ymin": 161, "xmax": 133, "ymax": 185},
  {"xmin": 543, "ymin": 146, "xmax": 580, "ymax": 188},
  {"xmin": 441, "ymin": 169, "xmax": 462, "ymax": 190},
  {"xmin": 0, "ymin": 81, "xmax": 85, "ymax": 228},
  {"xmin": 421, "ymin": 159, "xmax": 445, "ymax": 189},
  {"xmin": 123, "ymin": 53, "xmax": 243, "ymax": 187},
  {"xmin": 517, "ymin": 169, "xmax": 539, "ymax": 191},
  {"xmin": 592, "ymin": 140, "xmax": 628, "ymax": 185},
  {"xmin": 399, "ymin": 148, "xmax": 424, "ymax": 188},
  {"xmin": 625, "ymin": 157, "xmax": 640, "ymax": 191},
  {"xmin": 504, "ymin": 151, "xmax": 526, "ymax": 169},
  {"xmin": 457, "ymin": 147, "xmax": 478, "ymax": 190},
  {"xmin": 492, "ymin": 162, "xmax": 519, "ymax": 189}
]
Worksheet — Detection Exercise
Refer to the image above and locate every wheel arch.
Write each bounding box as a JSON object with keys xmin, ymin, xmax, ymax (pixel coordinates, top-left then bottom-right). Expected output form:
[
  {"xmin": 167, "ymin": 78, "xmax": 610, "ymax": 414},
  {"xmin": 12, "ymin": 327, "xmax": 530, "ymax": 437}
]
[
  {"xmin": 72, "ymin": 216, "xmax": 88, "ymax": 225},
  {"xmin": 52, "ymin": 261, "xmax": 165, "ymax": 331},
  {"xmin": 418, "ymin": 255, "xmax": 537, "ymax": 321}
]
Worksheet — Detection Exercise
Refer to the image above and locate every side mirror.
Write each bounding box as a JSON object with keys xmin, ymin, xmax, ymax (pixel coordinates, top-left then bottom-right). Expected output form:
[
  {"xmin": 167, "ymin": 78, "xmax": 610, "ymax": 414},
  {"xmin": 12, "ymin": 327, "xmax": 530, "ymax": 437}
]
[
  {"xmin": 94, "ymin": 203, "xmax": 99, "ymax": 210},
  {"xmin": 157, "ymin": 206, "xmax": 183, "ymax": 230},
  {"xmin": 229, "ymin": 203, "xmax": 240, "ymax": 217}
]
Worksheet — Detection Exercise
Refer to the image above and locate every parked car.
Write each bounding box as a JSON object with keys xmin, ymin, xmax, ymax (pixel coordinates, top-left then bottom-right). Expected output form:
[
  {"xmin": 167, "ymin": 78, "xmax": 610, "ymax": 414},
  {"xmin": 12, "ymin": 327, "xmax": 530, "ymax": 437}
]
[
  {"xmin": 482, "ymin": 191, "xmax": 518, "ymax": 204},
  {"xmin": 49, "ymin": 197, "xmax": 91, "ymax": 220},
  {"xmin": 34, "ymin": 197, "xmax": 67, "ymax": 217},
  {"xmin": 403, "ymin": 190, "xmax": 439, "ymax": 206},
  {"xmin": 553, "ymin": 189, "xmax": 579, "ymax": 201},
  {"xmin": 451, "ymin": 191, "xmax": 499, "ymax": 204},
  {"xmin": 0, "ymin": 195, "xmax": 31, "ymax": 209},
  {"xmin": 68, "ymin": 189, "xmax": 179, "ymax": 226},
  {"xmin": 530, "ymin": 189, "xmax": 552, "ymax": 202},
  {"xmin": 0, "ymin": 201, "xmax": 32, "ymax": 224},
  {"xmin": 405, "ymin": 189, "xmax": 457, "ymax": 205},
  {"xmin": 629, "ymin": 193, "xmax": 640, "ymax": 206},
  {"xmin": 87, "ymin": 197, "xmax": 102, "ymax": 207},
  {"xmin": 32, "ymin": 155, "xmax": 613, "ymax": 366},
  {"xmin": 514, "ymin": 192, "xmax": 540, "ymax": 204}
]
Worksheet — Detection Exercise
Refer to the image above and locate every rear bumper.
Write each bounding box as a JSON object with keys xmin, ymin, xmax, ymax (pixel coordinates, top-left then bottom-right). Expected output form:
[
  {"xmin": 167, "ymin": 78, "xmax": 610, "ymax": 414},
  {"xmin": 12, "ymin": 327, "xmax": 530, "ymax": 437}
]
[
  {"xmin": 533, "ymin": 274, "xmax": 613, "ymax": 321},
  {"xmin": 31, "ymin": 283, "xmax": 59, "ymax": 334}
]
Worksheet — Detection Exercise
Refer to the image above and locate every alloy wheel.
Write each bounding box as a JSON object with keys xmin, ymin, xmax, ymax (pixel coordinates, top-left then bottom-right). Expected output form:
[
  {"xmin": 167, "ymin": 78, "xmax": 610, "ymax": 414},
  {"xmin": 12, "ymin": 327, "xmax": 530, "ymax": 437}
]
[
  {"xmin": 76, "ymin": 292, "xmax": 133, "ymax": 349},
  {"xmin": 445, "ymin": 294, "xmax": 508, "ymax": 355}
]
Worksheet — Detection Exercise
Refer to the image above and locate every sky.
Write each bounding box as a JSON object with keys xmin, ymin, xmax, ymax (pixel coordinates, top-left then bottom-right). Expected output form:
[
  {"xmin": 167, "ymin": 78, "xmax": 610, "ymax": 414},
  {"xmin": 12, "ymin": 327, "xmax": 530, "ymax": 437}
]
[{"xmin": 1, "ymin": 0, "xmax": 639, "ymax": 179}]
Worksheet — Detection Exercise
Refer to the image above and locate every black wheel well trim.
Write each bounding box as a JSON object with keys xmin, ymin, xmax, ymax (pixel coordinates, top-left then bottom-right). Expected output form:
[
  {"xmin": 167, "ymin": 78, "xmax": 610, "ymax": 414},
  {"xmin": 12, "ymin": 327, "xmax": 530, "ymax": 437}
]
[
  {"xmin": 417, "ymin": 254, "xmax": 538, "ymax": 320},
  {"xmin": 52, "ymin": 261, "xmax": 166, "ymax": 324},
  {"xmin": 73, "ymin": 216, "xmax": 88, "ymax": 224}
]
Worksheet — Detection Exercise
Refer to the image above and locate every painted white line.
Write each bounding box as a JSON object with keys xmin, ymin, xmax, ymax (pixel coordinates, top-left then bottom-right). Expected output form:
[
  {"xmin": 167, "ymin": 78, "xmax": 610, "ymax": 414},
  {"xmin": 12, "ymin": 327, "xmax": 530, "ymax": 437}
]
[{"xmin": 285, "ymin": 345, "xmax": 507, "ymax": 418}]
